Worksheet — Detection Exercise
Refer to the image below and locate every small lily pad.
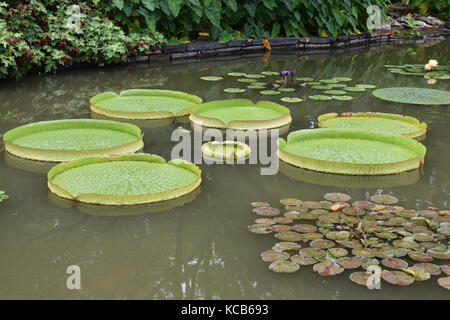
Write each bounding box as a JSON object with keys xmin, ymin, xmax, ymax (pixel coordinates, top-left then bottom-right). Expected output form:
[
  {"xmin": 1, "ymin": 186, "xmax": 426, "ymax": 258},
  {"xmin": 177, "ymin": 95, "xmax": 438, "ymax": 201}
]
[
  {"xmin": 414, "ymin": 263, "xmax": 441, "ymax": 276},
  {"xmin": 200, "ymin": 76, "xmax": 223, "ymax": 81},
  {"xmin": 324, "ymin": 90, "xmax": 347, "ymax": 95},
  {"xmin": 237, "ymin": 78, "xmax": 256, "ymax": 82},
  {"xmin": 247, "ymin": 84, "xmax": 266, "ymax": 89},
  {"xmin": 328, "ymin": 248, "xmax": 348, "ymax": 257},
  {"xmin": 247, "ymin": 224, "xmax": 273, "ymax": 234},
  {"xmin": 338, "ymin": 239, "xmax": 363, "ymax": 249},
  {"xmin": 320, "ymin": 79, "xmax": 340, "ymax": 84},
  {"xmin": 251, "ymin": 202, "xmax": 270, "ymax": 208},
  {"xmin": 344, "ymin": 86, "xmax": 366, "ymax": 92},
  {"xmin": 427, "ymin": 247, "xmax": 450, "ymax": 260},
  {"xmin": 408, "ymin": 251, "xmax": 433, "ymax": 262},
  {"xmin": 254, "ymin": 218, "xmax": 276, "ymax": 225},
  {"xmin": 310, "ymin": 239, "xmax": 335, "ymax": 249},
  {"xmin": 311, "ymin": 85, "xmax": 331, "ymax": 90},
  {"xmin": 327, "ymin": 83, "xmax": 347, "ymax": 88},
  {"xmin": 313, "ymin": 261, "xmax": 344, "ymax": 276},
  {"xmin": 299, "ymin": 248, "xmax": 326, "ymax": 258},
  {"xmin": 272, "ymin": 242, "xmax": 302, "ymax": 253},
  {"xmin": 280, "ymin": 198, "xmax": 302, "ymax": 206},
  {"xmin": 356, "ymin": 84, "xmax": 376, "ymax": 89},
  {"xmin": 375, "ymin": 232, "xmax": 397, "ymax": 240},
  {"xmin": 291, "ymin": 224, "xmax": 318, "ymax": 233},
  {"xmin": 402, "ymin": 266, "xmax": 430, "ymax": 281},
  {"xmin": 352, "ymin": 248, "xmax": 375, "ymax": 258},
  {"xmin": 271, "ymin": 224, "xmax": 292, "ymax": 232},
  {"xmin": 352, "ymin": 201, "xmax": 376, "ymax": 210},
  {"xmin": 224, "ymin": 88, "xmax": 246, "ymax": 93},
  {"xmin": 246, "ymin": 74, "xmax": 265, "ymax": 79},
  {"xmin": 261, "ymin": 71, "xmax": 279, "ymax": 76},
  {"xmin": 437, "ymin": 277, "xmax": 450, "ymax": 290},
  {"xmin": 361, "ymin": 258, "xmax": 381, "ymax": 270},
  {"xmin": 350, "ymin": 271, "xmax": 373, "ymax": 286},
  {"xmin": 296, "ymin": 77, "xmax": 314, "ymax": 82},
  {"xmin": 333, "ymin": 77, "xmax": 352, "ymax": 82},
  {"xmin": 291, "ymin": 255, "xmax": 317, "ymax": 265},
  {"xmin": 337, "ymin": 257, "xmax": 364, "ymax": 269},
  {"xmin": 261, "ymin": 250, "xmax": 290, "ymax": 262},
  {"xmin": 323, "ymin": 192, "xmax": 351, "ymax": 202},
  {"xmin": 269, "ymin": 260, "xmax": 300, "ymax": 273},
  {"xmin": 370, "ymin": 194, "xmax": 398, "ymax": 205},
  {"xmin": 260, "ymin": 90, "xmax": 281, "ymax": 95},
  {"xmin": 274, "ymin": 231, "xmax": 303, "ymax": 242},
  {"xmin": 274, "ymin": 217, "xmax": 293, "ymax": 224},
  {"xmin": 228, "ymin": 72, "xmax": 247, "ymax": 77},
  {"xmin": 332, "ymin": 95, "xmax": 354, "ymax": 101},
  {"xmin": 302, "ymin": 232, "xmax": 324, "ymax": 240},
  {"xmin": 440, "ymin": 264, "xmax": 450, "ymax": 276},
  {"xmin": 382, "ymin": 270, "xmax": 415, "ymax": 286},
  {"xmin": 382, "ymin": 257, "xmax": 408, "ymax": 270},
  {"xmin": 253, "ymin": 207, "xmax": 280, "ymax": 216},
  {"xmin": 284, "ymin": 211, "xmax": 303, "ymax": 219},
  {"xmin": 278, "ymin": 88, "xmax": 295, "ymax": 92},
  {"xmin": 280, "ymin": 97, "xmax": 302, "ymax": 103}
]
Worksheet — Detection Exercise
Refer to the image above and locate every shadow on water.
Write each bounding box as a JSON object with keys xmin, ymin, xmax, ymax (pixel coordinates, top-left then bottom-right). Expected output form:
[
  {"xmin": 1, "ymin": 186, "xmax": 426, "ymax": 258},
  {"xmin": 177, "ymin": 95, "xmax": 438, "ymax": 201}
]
[{"xmin": 0, "ymin": 40, "xmax": 449, "ymax": 299}]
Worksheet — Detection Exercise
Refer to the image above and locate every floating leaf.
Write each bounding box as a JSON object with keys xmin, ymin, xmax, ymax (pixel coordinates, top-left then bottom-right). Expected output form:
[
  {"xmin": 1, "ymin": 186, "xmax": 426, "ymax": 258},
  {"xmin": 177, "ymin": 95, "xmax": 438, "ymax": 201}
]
[
  {"xmin": 291, "ymin": 224, "xmax": 318, "ymax": 233},
  {"xmin": 254, "ymin": 218, "xmax": 275, "ymax": 225},
  {"xmin": 328, "ymin": 248, "xmax": 348, "ymax": 257},
  {"xmin": 414, "ymin": 263, "xmax": 441, "ymax": 276},
  {"xmin": 228, "ymin": 72, "xmax": 247, "ymax": 77},
  {"xmin": 372, "ymin": 87, "xmax": 450, "ymax": 105},
  {"xmin": 247, "ymin": 84, "xmax": 266, "ymax": 89},
  {"xmin": 323, "ymin": 192, "xmax": 351, "ymax": 202},
  {"xmin": 237, "ymin": 78, "xmax": 256, "ymax": 82},
  {"xmin": 352, "ymin": 248, "xmax": 375, "ymax": 258},
  {"xmin": 382, "ymin": 258, "xmax": 408, "ymax": 270},
  {"xmin": 269, "ymin": 260, "xmax": 300, "ymax": 273},
  {"xmin": 200, "ymin": 76, "xmax": 223, "ymax": 81},
  {"xmin": 280, "ymin": 97, "xmax": 302, "ymax": 103},
  {"xmin": 272, "ymin": 242, "xmax": 302, "ymax": 253},
  {"xmin": 427, "ymin": 247, "xmax": 450, "ymax": 260},
  {"xmin": 310, "ymin": 239, "xmax": 335, "ymax": 249},
  {"xmin": 408, "ymin": 251, "xmax": 433, "ymax": 262},
  {"xmin": 260, "ymin": 90, "xmax": 281, "ymax": 95},
  {"xmin": 246, "ymin": 74, "xmax": 266, "ymax": 79},
  {"xmin": 224, "ymin": 88, "xmax": 246, "ymax": 93},
  {"xmin": 261, "ymin": 71, "xmax": 279, "ymax": 76},
  {"xmin": 320, "ymin": 79, "xmax": 340, "ymax": 84},
  {"xmin": 441, "ymin": 264, "xmax": 450, "ymax": 276},
  {"xmin": 402, "ymin": 266, "xmax": 430, "ymax": 281},
  {"xmin": 251, "ymin": 202, "xmax": 270, "ymax": 208},
  {"xmin": 274, "ymin": 217, "xmax": 293, "ymax": 224},
  {"xmin": 370, "ymin": 194, "xmax": 398, "ymax": 205},
  {"xmin": 253, "ymin": 207, "xmax": 280, "ymax": 216},
  {"xmin": 296, "ymin": 77, "xmax": 314, "ymax": 82},
  {"xmin": 291, "ymin": 255, "xmax": 317, "ymax": 265},
  {"xmin": 302, "ymin": 232, "xmax": 324, "ymax": 240},
  {"xmin": 313, "ymin": 261, "xmax": 344, "ymax": 276},
  {"xmin": 271, "ymin": 224, "xmax": 292, "ymax": 232},
  {"xmin": 437, "ymin": 277, "xmax": 450, "ymax": 290},
  {"xmin": 361, "ymin": 258, "xmax": 380, "ymax": 270},
  {"xmin": 333, "ymin": 77, "xmax": 352, "ymax": 82},
  {"xmin": 344, "ymin": 86, "xmax": 366, "ymax": 92},
  {"xmin": 350, "ymin": 271, "xmax": 373, "ymax": 286},
  {"xmin": 337, "ymin": 257, "xmax": 364, "ymax": 269},
  {"xmin": 278, "ymin": 88, "xmax": 295, "ymax": 92},
  {"xmin": 261, "ymin": 250, "xmax": 290, "ymax": 262},
  {"xmin": 311, "ymin": 85, "xmax": 331, "ymax": 90},
  {"xmin": 299, "ymin": 248, "xmax": 326, "ymax": 259},
  {"xmin": 324, "ymin": 90, "xmax": 347, "ymax": 95},
  {"xmin": 382, "ymin": 270, "xmax": 415, "ymax": 286},
  {"xmin": 247, "ymin": 224, "xmax": 273, "ymax": 234},
  {"xmin": 274, "ymin": 231, "xmax": 303, "ymax": 242},
  {"xmin": 280, "ymin": 198, "xmax": 302, "ymax": 206},
  {"xmin": 356, "ymin": 84, "xmax": 376, "ymax": 89},
  {"xmin": 331, "ymin": 95, "xmax": 353, "ymax": 100}
]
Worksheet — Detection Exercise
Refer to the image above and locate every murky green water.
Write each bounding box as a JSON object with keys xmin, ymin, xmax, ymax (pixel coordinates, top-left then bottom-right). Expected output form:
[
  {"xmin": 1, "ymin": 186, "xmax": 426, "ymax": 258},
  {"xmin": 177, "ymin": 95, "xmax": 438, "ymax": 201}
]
[{"xmin": 0, "ymin": 41, "xmax": 449, "ymax": 299}]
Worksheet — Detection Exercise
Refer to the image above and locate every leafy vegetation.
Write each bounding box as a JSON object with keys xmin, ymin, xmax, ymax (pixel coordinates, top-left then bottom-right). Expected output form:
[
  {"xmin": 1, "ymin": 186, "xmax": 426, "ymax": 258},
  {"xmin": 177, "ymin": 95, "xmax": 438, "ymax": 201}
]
[
  {"xmin": 0, "ymin": 190, "xmax": 9, "ymax": 203},
  {"xmin": 0, "ymin": 1, "xmax": 164, "ymax": 79},
  {"xmin": 401, "ymin": 0, "xmax": 450, "ymax": 20}
]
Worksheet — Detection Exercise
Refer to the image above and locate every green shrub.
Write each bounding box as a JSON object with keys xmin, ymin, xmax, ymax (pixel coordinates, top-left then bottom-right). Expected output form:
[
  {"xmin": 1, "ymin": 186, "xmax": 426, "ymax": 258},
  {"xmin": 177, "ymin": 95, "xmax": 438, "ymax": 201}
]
[
  {"xmin": 402, "ymin": 0, "xmax": 450, "ymax": 20},
  {"xmin": 0, "ymin": 1, "xmax": 164, "ymax": 79}
]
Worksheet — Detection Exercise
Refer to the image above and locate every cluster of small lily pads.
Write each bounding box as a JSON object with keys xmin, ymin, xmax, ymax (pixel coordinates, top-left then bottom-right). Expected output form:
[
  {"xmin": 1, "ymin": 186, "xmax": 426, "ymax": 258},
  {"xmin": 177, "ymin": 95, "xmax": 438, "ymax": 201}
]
[
  {"xmin": 383, "ymin": 63, "xmax": 450, "ymax": 83},
  {"xmin": 0, "ymin": 190, "xmax": 9, "ymax": 203},
  {"xmin": 297, "ymin": 77, "xmax": 376, "ymax": 101},
  {"xmin": 247, "ymin": 192, "xmax": 449, "ymax": 290},
  {"xmin": 200, "ymin": 72, "xmax": 377, "ymax": 103}
]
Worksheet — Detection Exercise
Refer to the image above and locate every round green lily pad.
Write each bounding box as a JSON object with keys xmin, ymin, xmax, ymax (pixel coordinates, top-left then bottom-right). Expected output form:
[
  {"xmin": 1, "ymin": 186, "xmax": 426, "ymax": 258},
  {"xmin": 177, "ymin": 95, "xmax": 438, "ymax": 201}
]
[
  {"xmin": 337, "ymin": 257, "xmax": 364, "ymax": 269},
  {"xmin": 3, "ymin": 119, "xmax": 144, "ymax": 162},
  {"xmin": 278, "ymin": 128, "xmax": 426, "ymax": 175},
  {"xmin": 333, "ymin": 77, "xmax": 352, "ymax": 82},
  {"xmin": 224, "ymin": 88, "xmax": 246, "ymax": 93},
  {"xmin": 291, "ymin": 224, "xmax": 318, "ymax": 233},
  {"xmin": 228, "ymin": 72, "xmax": 247, "ymax": 77},
  {"xmin": 253, "ymin": 207, "xmax": 280, "ymax": 216},
  {"xmin": 317, "ymin": 112, "xmax": 427, "ymax": 139},
  {"xmin": 280, "ymin": 198, "xmax": 302, "ymax": 206},
  {"xmin": 408, "ymin": 251, "xmax": 433, "ymax": 262},
  {"xmin": 245, "ymin": 74, "xmax": 265, "ymax": 79},
  {"xmin": 382, "ymin": 258, "xmax": 408, "ymax": 270},
  {"xmin": 269, "ymin": 260, "xmax": 300, "ymax": 273},
  {"xmin": 254, "ymin": 218, "xmax": 275, "ymax": 225},
  {"xmin": 372, "ymin": 87, "xmax": 450, "ymax": 105},
  {"xmin": 281, "ymin": 97, "xmax": 302, "ymax": 103},
  {"xmin": 251, "ymin": 202, "xmax": 270, "ymax": 208},
  {"xmin": 309, "ymin": 95, "xmax": 332, "ymax": 100},
  {"xmin": 274, "ymin": 217, "xmax": 294, "ymax": 224},
  {"xmin": 361, "ymin": 258, "xmax": 381, "ymax": 270},
  {"xmin": 320, "ymin": 79, "xmax": 340, "ymax": 84},
  {"xmin": 402, "ymin": 266, "xmax": 430, "ymax": 281},
  {"xmin": 200, "ymin": 76, "xmax": 223, "ymax": 81},
  {"xmin": 370, "ymin": 194, "xmax": 398, "ymax": 204},
  {"xmin": 327, "ymin": 84, "xmax": 347, "ymax": 88},
  {"xmin": 311, "ymin": 85, "xmax": 331, "ymax": 90},
  {"xmin": 247, "ymin": 224, "xmax": 273, "ymax": 234},
  {"xmin": 324, "ymin": 90, "xmax": 347, "ymax": 95},
  {"xmin": 382, "ymin": 270, "xmax": 415, "ymax": 286},
  {"xmin": 328, "ymin": 248, "xmax": 348, "ymax": 257},
  {"xmin": 291, "ymin": 255, "xmax": 317, "ymax": 265},
  {"xmin": 331, "ymin": 96, "xmax": 353, "ymax": 100},
  {"xmin": 274, "ymin": 231, "xmax": 303, "ymax": 242},
  {"xmin": 260, "ymin": 90, "xmax": 281, "ymax": 95},
  {"xmin": 310, "ymin": 239, "xmax": 335, "ymax": 249},
  {"xmin": 350, "ymin": 271, "xmax": 373, "ymax": 286},
  {"xmin": 272, "ymin": 242, "xmax": 302, "ymax": 253},
  {"xmin": 261, "ymin": 250, "xmax": 290, "ymax": 262},
  {"xmin": 414, "ymin": 263, "xmax": 441, "ymax": 276},
  {"xmin": 313, "ymin": 261, "xmax": 344, "ymax": 276},
  {"xmin": 344, "ymin": 87, "xmax": 366, "ymax": 92},
  {"xmin": 190, "ymin": 99, "xmax": 291, "ymax": 130},
  {"xmin": 278, "ymin": 88, "xmax": 295, "ymax": 92},
  {"xmin": 427, "ymin": 247, "xmax": 450, "ymax": 260},
  {"xmin": 356, "ymin": 84, "xmax": 376, "ymax": 89},
  {"xmin": 271, "ymin": 225, "xmax": 292, "ymax": 232},
  {"xmin": 352, "ymin": 248, "xmax": 375, "ymax": 258},
  {"xmin": 247, "ymin": 84, "xmax": 266, "ymax": 89},
  {"xmin": 296, "ymin": 77, "xmax": 314, "ymax": 82},
  {"xmin": 47, "ymin": 154, "xmax": 201, "ymax": 205},
  {"xmin": 261, "ymin": 71, "xmax": 279, "ymax": 76},
  {"xmin": 299, "ymin": 248, "xmax": 326, "ymax": 258},
  {"xmin": 323, "ymin": 192, "xmax": 351, "ymax": 202},
  {"xmin": 437, "ymin": 277, "xmax": 450, "ymax": 290},
  {"xmin": 441, "ymin": 264, "xmax": 450, "ymax": 276},
  {"xmin": 237, "ymin": 78, "xmax": 255, "ymax": 83}
]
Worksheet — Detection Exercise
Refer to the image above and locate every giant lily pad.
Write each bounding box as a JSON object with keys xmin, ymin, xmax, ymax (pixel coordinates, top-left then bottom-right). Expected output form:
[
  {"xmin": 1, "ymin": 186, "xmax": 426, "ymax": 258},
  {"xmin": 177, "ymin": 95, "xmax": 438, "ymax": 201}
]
[
  {"xmin": 190, "ymin": 99, "xmax": 291, "ymax": 130},
  {"xmin": 90, "ymin": 89, "xmax": 202, "ymax": 119},
  {"xmin": 278, "ymin": 128, "xmax": 426, "ymax": 175},
  {"xmin": 47, "ymin": 154, "xmax": 201, "ymax": 205},
  {"xmin": 3, "ymin": 119, "xmax": 144, "ymax": 162},
  {"xmin": 318, "ymin": 112, "xmax": 427, "ymax": 140},
  {"xmin": 372, "ymin": 87, "xmax": 450, "ymax": 105}
]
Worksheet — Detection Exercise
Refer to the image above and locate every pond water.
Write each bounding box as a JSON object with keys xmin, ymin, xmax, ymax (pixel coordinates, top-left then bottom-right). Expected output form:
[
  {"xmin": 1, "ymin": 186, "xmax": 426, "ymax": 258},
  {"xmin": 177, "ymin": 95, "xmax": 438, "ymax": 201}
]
[{"xmin": 0, "ymin": 40, "xmax": 449, "ymax": 299}]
